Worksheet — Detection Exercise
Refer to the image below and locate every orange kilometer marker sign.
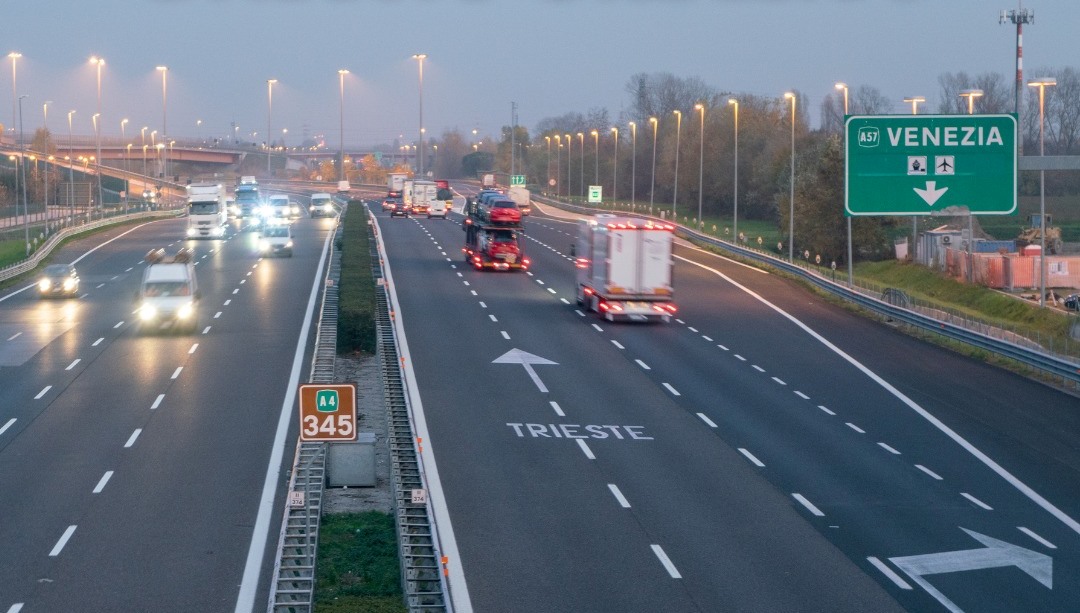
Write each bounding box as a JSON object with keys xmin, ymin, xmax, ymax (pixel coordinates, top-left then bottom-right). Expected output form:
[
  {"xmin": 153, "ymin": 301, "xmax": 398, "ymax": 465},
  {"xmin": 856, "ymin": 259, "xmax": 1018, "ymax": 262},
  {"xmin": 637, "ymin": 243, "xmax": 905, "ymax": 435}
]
[{"xmin": 298, "ymin": 384, "xmax": 357, "ymax": 442}]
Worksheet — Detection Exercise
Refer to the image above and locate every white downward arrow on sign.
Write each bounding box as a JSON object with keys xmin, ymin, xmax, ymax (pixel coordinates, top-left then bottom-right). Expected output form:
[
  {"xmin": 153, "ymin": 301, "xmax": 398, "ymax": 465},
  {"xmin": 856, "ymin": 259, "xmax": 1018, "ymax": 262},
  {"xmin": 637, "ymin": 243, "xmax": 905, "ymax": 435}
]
[
  {"xmin": 914, "ymin": 180, "xmax": 949, "ymax": 206},
  {"xmin": 888, "ymin": 527, "xmax": 1052, "ymax": 612},
  {"xmin": 493, "ymin": 348, "xmax": 558, "ymax": 393}
]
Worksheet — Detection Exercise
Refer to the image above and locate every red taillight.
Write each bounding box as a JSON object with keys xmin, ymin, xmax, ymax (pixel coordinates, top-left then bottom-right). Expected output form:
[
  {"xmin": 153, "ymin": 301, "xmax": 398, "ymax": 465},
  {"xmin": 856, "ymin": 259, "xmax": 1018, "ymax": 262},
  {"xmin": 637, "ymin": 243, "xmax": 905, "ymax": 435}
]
[
  {"xmin": 598, "ymin": 302, "xmax": 610, "ymax": 311},
  {"xmin": 664, "ymin": 304, "xmax": 677, "ymax": 313},
  {"xmin": 583, "ymin": 287, "xmax": 594, "ymax": 296},
  {"xmin": 608, "ymin": 303, "xmax": 624, "ymax": 312},
  {"xmin": 575, "ymin": 258, "xmax": 590, "ymax": 269}
]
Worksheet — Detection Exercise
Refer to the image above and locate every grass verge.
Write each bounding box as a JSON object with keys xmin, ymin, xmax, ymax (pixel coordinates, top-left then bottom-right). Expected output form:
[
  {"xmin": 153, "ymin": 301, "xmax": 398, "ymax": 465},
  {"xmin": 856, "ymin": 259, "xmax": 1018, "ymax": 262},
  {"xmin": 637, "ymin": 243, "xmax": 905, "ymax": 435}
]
[
  {"xmin": 337, "ymin": 202, "xmax": 377, "ymax": 354},
  {"xmin": 315, "ymin": 512, "xmax": 406, "ymax": 613}
]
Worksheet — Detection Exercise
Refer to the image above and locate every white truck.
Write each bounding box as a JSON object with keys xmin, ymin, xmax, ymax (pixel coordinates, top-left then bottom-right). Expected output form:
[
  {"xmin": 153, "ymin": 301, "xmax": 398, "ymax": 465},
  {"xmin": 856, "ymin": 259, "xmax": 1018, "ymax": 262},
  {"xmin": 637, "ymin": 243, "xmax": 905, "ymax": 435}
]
[
  {"xmin": 508, "ymin": 185, "xmax": 531, "ymax": 216},
  {"xmin": 136, "ymin": 248, "xmax": 200, "ymax": 333},
  {"xmin": 410, "ymin": 180, "xmax": 439, "ymax": 217},
  {"xmin": 574, "ymin": 215, "xmax": 676, "ymax": 322},
  {"xmin": 185, "ymin": 182, "xmax": 228, "ymax": 239},
  {"xmin": 388, "ymin": 173, "xmax": 408, "ymax": 195}
]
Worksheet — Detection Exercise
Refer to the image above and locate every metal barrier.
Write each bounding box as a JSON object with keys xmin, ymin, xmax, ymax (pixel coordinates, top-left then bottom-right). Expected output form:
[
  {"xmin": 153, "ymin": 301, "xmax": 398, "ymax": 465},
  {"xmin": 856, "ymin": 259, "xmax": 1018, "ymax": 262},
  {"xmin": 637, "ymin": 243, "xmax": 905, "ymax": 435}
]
[{"xmin": 531, "ymin": 194, "xmax": 1080, "ymax": 386}]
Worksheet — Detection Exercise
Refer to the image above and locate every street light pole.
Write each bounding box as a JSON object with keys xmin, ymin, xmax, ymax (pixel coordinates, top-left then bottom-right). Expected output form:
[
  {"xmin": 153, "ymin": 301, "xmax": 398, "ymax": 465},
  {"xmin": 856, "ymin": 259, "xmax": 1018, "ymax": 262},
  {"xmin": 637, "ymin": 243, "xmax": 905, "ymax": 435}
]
[
  {"xmin": 577, "ymin": 132, "xmax": 584, "ymax": 198},
  {"xmin": 1029, "ymin": 77, "xmax": 1056, "ymax": 307},
  {"xmin": 836, "ymin": 82, "xmax": 851, "ymax": 283},
  {"xmin": 695, "ymin": 103, "xmax": 704, "ymax": 226},
  {"xmin": 43, "ymin": 101, "xmax": 51, "ymax": 223},
  {"xmin": 67, "ymin": 110, "xmax": 75, "ymax": 221},
  {"xmin": 784, "ymin": 91, "xmax": 796, "ymax": 261},
  {"xmin": 8, "ymin": 52, "xmax": 21, "ymax": 138},
  {"xmin": 672, "ymin": 109, "xmax": 682, "ymax": 218},
  {"xmin": 591, "ymin": 129, "xmax": 599, "ymax": 189},
  {"xmin": 121, "ymin": 118, "xmax": 128, "ymax": 174},
  {"xmin": 90, "ymin": 56, "xmax": 105, "ymax": 210},
  {"xmin": 727, "ymin": 100, "xmax": 738, "ymax": 243},
  {"xmin": 412, "ymin": 54, "xmax": 427, "ymax": 178},
  {"xmin": 157, "ymin": 66, "xmax": 168, "ymax": 181},
  {"xmin": 629, "ymin": 121, "xmax": 636, "ymax": 208},
  {"xmin": 649, "ymin": 117, "xmax": 657, "ymax": 214},
  {"xmin": 266, "ymin": 78, "xmax": 276, "ymax": 177},
  {"xmin": 338, "ymin": 69, "xmax": 349, "ymax": 182},
  {"xmin": 19, "ymin": 94, "xmax": 28, "ymax": 253},
  {"xmin": 610, "ymin": 126, "xmax": 618, "ymax": 203}
]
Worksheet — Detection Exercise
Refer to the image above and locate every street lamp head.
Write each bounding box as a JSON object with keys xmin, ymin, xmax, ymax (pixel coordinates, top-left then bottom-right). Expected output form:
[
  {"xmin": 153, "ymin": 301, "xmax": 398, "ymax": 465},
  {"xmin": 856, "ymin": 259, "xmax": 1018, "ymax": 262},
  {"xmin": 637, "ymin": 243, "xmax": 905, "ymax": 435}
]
[
  {"xmin": 7, "ymin": 52, "xmax": 21, "ymax": 59},
  {"xmin": 412, "ymin": 53, "xmax": 427, "ymax": 60},
  {"xmin": 267, "ymin": 78, "xmax": 277, "ymax": 85},
  {"xmin": 694, "ymin": 103, "xmax": 704, "ymax": 111},
  {"xmin": 784, "ymin": 91, "xmax": 796, "ymax": 100},
  {"xmin": 338, "ymin": 69, "xmax": 349, "ymax": 75},
  {"xmin": 590, "ymin": 129, "xmax": 598, "ymax": 137},
  {"xmin": 903, "ymin": 96, "xmax": 926, "ymax": 103},
  {"xmin": 834, "ymin": 82, "xmax": 847, "ymax": 91},
  {"xmin": 649, "ymin": 116, "xmax": 657, "ymax": 125},
  {"xmin": 89, "ymin": 56, "xmax": 104, "ymax": 66},
  {"xmin": 156, "ymin": 65, "xmax": 167, "ymax": 72},
  {"xmin": 728, "ymin": 98, "xmax": 737, "ymax": 106},
  {"xmin": 673, "ymin": 110, "xmax": 681, "ymax": 117},
  {"xmin": 1027, "ymin": 77, "xmax": 1057, "ymax": 88}
]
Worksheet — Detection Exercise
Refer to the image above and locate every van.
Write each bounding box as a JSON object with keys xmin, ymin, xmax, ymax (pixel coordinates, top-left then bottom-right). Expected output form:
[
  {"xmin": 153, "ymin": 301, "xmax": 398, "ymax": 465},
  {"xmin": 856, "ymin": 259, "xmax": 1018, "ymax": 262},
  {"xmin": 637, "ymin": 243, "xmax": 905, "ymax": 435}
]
[
  {"xmin": 309, "ymin": 193, "xmax": 335, "ymax": 217},
  {"xmin": 337, "ymin": 180, "xmax": 351, "ymax": 194},
  {"xmin": 136, "ymin": 249, "xmax": 200, "ymax": 333},
  {"xmin": 259, "ymin": 222, "xmax": 294, "ymax": 257}
]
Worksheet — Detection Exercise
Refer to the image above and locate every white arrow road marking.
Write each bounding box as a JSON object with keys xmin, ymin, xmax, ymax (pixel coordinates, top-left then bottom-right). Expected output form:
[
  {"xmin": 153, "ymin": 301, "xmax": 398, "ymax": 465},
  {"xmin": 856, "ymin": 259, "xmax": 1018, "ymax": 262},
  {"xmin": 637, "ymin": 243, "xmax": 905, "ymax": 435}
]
[
  {"xmin": 493, "ymin": 348, "xmax": 558, "ymax": 393},
  {"xmin": 888, "ymin": 528, "xmax": 1053, "ymax": 613},
  {"xmin": 914, "ymin": 180, "xmax": 949, "ymax": 206}
]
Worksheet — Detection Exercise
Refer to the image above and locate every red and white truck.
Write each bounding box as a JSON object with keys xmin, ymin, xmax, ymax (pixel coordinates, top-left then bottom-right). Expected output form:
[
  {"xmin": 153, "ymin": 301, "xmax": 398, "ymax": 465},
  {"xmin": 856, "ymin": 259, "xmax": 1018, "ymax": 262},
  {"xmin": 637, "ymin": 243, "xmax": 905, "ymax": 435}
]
[{"xmin": 574, "ymin": 215, "xmax": 676, "ymax": 322}]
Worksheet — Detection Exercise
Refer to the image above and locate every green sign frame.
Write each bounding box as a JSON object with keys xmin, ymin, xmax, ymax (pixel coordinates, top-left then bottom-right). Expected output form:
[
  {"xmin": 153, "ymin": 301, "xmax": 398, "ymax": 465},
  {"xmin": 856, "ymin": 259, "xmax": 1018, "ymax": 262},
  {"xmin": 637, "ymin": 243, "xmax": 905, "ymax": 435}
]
[{"xmin": 845, "ymin": 114, "xmax": 1017, "ymax": 216}]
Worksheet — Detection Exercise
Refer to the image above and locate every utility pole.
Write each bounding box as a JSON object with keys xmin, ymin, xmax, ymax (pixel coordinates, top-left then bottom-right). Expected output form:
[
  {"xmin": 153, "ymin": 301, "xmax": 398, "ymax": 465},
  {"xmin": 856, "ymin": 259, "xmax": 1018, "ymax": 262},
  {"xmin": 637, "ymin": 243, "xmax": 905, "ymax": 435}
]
[
  {"xmin": 1000, "ymin": 3, "xmax": 1033, "ymax": 153},
  {"xmin": 510, "ymin": 101, "xmax": 517, "ymax": 180}
]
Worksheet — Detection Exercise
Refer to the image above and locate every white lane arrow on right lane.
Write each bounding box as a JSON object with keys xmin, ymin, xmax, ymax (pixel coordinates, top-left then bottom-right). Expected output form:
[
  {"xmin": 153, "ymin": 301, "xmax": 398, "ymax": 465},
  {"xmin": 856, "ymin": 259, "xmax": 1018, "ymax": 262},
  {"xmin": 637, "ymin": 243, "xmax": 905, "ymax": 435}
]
[
  {"xmin": 914, "ymin": 180, "xmax": 949, "ymax": 206},
  {"xmin": 493, "ymin": 348, "xmax": 558, "ymax": 393}
]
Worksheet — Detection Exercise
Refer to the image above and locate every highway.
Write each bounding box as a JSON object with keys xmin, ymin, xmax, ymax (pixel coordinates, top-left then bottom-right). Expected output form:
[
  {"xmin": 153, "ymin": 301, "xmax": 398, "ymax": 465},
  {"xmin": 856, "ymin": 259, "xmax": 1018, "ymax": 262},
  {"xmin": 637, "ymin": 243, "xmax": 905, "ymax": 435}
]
[
  {"xmin": 378, "ymin": 185, "xmax": 1080, "ymax": 612},
  {"xmin": 0, "ymin": 209, "xmax": 338, "ymax": 612}
]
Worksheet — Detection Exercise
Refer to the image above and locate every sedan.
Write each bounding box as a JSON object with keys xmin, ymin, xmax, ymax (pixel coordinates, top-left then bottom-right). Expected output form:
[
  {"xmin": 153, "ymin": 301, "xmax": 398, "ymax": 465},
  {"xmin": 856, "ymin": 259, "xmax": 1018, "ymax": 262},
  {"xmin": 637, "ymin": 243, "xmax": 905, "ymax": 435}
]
[
  {"xmin": 38, "ymin": 263, "xmax": 80, "ymax": 298},
  {"xmin": 389, "ymin": 199, "xmax": 409, "ymax": 217}
]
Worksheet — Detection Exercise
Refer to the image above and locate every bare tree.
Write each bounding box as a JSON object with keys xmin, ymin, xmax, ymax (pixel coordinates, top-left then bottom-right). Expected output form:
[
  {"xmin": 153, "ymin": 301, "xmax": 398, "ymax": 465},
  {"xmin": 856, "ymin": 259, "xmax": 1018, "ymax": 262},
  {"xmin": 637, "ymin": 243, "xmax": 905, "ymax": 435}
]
[
  {"xmin": 851, "ymin": 85, "xmax": 893, "ymax": 115},
  {"xmin": 937, "ymin": 71, "xmax": 1010, "ymax": 114},
  {"xmin": 624, "ymin": 72, "xmax": 715, "ymax": 123}
]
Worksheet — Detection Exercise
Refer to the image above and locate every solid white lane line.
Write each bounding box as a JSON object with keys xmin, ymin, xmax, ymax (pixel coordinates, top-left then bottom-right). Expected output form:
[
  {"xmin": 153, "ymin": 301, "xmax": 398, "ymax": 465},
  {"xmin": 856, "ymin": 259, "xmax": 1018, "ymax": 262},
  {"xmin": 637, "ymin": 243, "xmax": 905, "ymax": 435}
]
[
  {"xmin": 66, "ymin": 359, "xmax": 81, "ymax": 370},
  {"xmin": 591, "ymin": 323, "xmax": 603, "ymax": 332},
  {"xmin": 635, "ymin": 359, "xmax": 651, "ymax": 370},
  {"xmin": 576, "ymin": 439, "xmax": 595, "ymax": 460},
  {"xmin": 124, "ymin": 429, "xmax": 142, "ymax": 448},
  {"xmin": 752, "ymin": 365, "xmax": 765, "ymax": 373},
  {"xmin": 738, "ymin": 448, "xmax": 765, "ymax": 467},
  {"xmin": 868, "ymin": 556, "xmax": 913, "ymax": 590},
  {"xmin": 794, "ymin": 391, "xmax": 810, "ymax": 400},
  {"xmin": 1018, "ymin": 527, "xmax": 1057, "ymax": 549},
  {"xmin": 662, "ymin": 383, "xmax": 680, "ymax": 396},
  {"xmin": 49, "ymin": 526, "xmax": 77, "ymax": 556},
  {"xmin": 549, "ymin": 401, "xmax": 565, "ymax": 417},
  {"xmin": 92, "ymin": 471, "xmax": 114, "ymax": 493},
  {"xmin": 202, "ymin": 326, "xmax": 211, "ymax": 334},
  {"xmin": 608, "ymin": 484, "xmax": 631, "ymax": 508},
  {"xmin": 500, "ymin": 331, "xmax": 510, "ymax": 340},
  {"xmin": 792, "ymin": 493, "xmax": 825, "ymax": 516},
  {"xmin": 697, "ymin": 413, "xmax": 717, "ymax": 428},
  {"xmin": 961, "ymin": 492, "xmax": 993, "ymax": 510},
  {"xmin": 818, "ymin": 405, "xmax": 836, "ymax": 416},
  {"xmin": 478, "ymin": 301, "xmax": 487, "ymax": 308},
  {"xmin": 488, "ymin": 314, "xmax": 498, "ymax": 322},
  {"xmin": 34, "ymin": 386, "xmax": 52, "ymax": 400},
  {"xmin": 771, "ymin": 376, "xmax": 787, "ymax": 386},
  {"xmin": 151, "ymin": 394, "xmax": 165, "ymax": 410},
  {"xmin": 92, "ymin": 337, "xmax": 104, "ymax": 346},
  {"xmin": 214, "ymin": 312, "xmax": 222, "ymax": 319},
  {"xmin": 877, "ymin": 442, "xmax": 901, "ymax": 455},
  {"xmin": 611, "ymin": 340, "xmax": 624, "ymax": 349},
  {"xmin": 171, "ymin": 367, "xmax": 183, "ymax": 380},
  {"xmin": 0, "ymin": 418, "xmax": 15, "ymax": 436},
  {"xmin": 846, "ymin": 423, "xmax": 865, "ymax": 434},
  {"xmin": 113, "ymin": 321, "xmax": 124, "ymax": 329},
  {"xmin": 915, "ymin": 465, "xmax": 943, "ymax": 480},
  {"xmin": 189, "ymin": 343, "xmax": 199, "ymax": 354},
  {"xmin": 6, "ymin": 332, "xmax": 21, "ymax": 340},
  {"xmin": 651, "ymin": 545, "xmax": 682, "ymax": 579}
]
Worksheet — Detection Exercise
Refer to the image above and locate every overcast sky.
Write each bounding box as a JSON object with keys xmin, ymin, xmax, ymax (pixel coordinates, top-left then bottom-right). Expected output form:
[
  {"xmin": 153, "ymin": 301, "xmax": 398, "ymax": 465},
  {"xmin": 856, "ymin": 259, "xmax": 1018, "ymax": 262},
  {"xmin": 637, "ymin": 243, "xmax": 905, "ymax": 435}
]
[{"xmin": 3, "ymin": 0, "xmax": 1072, "ymax": 149}]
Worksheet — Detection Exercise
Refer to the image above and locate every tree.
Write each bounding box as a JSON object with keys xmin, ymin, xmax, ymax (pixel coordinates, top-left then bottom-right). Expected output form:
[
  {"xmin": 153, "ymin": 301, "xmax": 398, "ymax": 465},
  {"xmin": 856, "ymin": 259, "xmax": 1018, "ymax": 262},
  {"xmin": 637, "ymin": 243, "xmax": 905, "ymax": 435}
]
[
  {"xmin": 937, "ymin": 71, "xmax": 1010, "ymax": 114},
  {"xmin": 623, "ymin": 72, "xmax": 715, "ymax": 125}
]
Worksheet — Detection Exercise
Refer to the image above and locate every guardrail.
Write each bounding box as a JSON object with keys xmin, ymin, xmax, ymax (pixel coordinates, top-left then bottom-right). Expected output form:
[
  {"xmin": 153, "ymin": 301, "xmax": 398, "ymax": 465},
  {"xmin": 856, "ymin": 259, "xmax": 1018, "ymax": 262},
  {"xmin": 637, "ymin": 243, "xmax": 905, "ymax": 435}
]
[{"xmin": 530, "ymin": 193, "xmax": 1080, "ymax": 387}]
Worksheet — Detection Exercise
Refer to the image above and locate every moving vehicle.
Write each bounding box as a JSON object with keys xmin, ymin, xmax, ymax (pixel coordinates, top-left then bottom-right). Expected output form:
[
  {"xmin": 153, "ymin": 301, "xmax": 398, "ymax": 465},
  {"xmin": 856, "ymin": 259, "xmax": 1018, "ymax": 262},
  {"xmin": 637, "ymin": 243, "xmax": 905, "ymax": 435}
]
[
  {"xmin": 225, "ymin": 197, "xmax": 239, "ymax": 217},
  {"xmin": 432, "ymin": 183, "xmax": 454, "ymax": 218},
  {"xmin": 481, "ymin": 173, "xmax": 496, "ymax": 189},
  {"xmin": 476, "ymin": 196, "xmax": 522, "ymax": 226},
  {"xmin": 1065, "ymin": 294, "xmax": 1079, "ymax": 311},
  {"xmin": 337, "ymin": 180, "xmax": 351, "ymax": 194},
  {"xmin": 575, "ymin": 215, "xmax": 676, "ymax": 322},
  {"xmin": 37, "ymin": 263, "xmax": 80, "ymax": 298},
  {"xmin": 389, "ymin": 198, "xmax": 409, "ymax": 217},
  {"xmin": 136, "ymin": 248, "xmax": 199, "ymax": 333},
  {"xmin": 235, "ymin": 182, "xmax": 260, "ymax": 220},
  {"xmin": 263, "ymin": 194, "xmax": 291, "ymax": 221},
  {"xmin": 309, "ymin": 192, "xmax": 335, "ymax": 217},
  {"xmin": 463, "ymin": 196, "xmax": 528, "ymax": 271},
  {"xmin": 185, "ymin": 182, "xmax": 228, "ymax": 239},
  {"xmin": 410, "ymin": 180, "xmax": 438, "ymax": 216},
  {"xmin": 388, "ymin": 173, "xmax": 408, "ymax": 194},
  {"xmin": 259, "ymin": 222, "xmax": 294, "ymax": 257},
  {"xmin": 509, "ymin": 185, "xmax": 531, "ymax": 216}
]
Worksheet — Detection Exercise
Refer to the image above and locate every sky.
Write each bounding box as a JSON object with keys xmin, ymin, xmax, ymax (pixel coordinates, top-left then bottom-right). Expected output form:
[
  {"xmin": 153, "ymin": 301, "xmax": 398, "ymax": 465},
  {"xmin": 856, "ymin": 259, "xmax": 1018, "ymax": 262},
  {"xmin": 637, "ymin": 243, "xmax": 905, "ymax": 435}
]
[{"xmin": 3, "ymin": 0, "xmax": 1074, "ymax": 150}]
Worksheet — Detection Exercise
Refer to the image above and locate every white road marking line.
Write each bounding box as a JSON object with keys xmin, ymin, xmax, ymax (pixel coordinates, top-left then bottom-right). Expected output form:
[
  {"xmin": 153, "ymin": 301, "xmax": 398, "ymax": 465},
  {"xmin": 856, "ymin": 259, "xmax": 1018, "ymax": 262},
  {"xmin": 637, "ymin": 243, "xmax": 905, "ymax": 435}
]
[
  {"xmin": 915, "ymin": 464, "xmax": 943, "ymax": 480},
  {"xmin": 110, "ymin": 275, "xmax": 118, "ymax": 280},
  {"xmin": 92, "ymin": 337, "xmax": 104, "ymax": 346},
  {"xmin": 794, "ymin": 391, "xmax": 810, "ymax": 400},
  {"xmin": 456, "ymin": 272, "xmax": 463, "ymax": 277},
  {"xmin": 576, "ymin": 439, "xmax": 595, "ymax": 460},
  {"xmin": 547, "ymin": 288, "xmax": 557, "ymax": 294},
  {"xmin": 214, "ymin": 311, "xmax": 222, "ymax": 319},
  {"xmin": 488, "ymin": 314, "xmax": 498, "ymax": 322},
  {"xmin": 549, "ymin": 401, "xmax": 565, "ymax": 417},
  {"xmin": 463, "ymin": 281, "xmax": 471, "ymax": 286},
  {"xmin": 470, "ymin": 290, "xmax": 477, "ymax": 296},
  {"xmin": 688, "ymin": 326, "xmax": 698, "ymax": 333},
  {"xmin": 96, "ymin": 283, "xmax": 105, "ymax": 289},
  {"xmin": 500, "ymin": 331, "xmax": 510, "ymax": 340},
  {"xmin": 113, "ymin": 321, "xmax": 124, "ymax": 329},
  {"xmin": 124, "ymin": 429, "xmax": 142, "ymax": 448},
  {"xmin": 868, "ymin": 556, "xmax": 912, "ymax": 590},
  {"xmin": 536, "ymin": 279, "xmax": 545, "ymax": 285},
  {"xmin": 0, "ymin": 418, "xmax": 15, "ymax": 436},
  {"xmin": 650, "ymin": 545, "xmax": 682, "ymax": 579},
  {"xmin": 611, "ymin": 340, "xmax": 624, "ymax": 349},
  {"xmin": 93, "ymin": 471, "xmax": 114, "ymax": 493},
  {"xmin": 591, "ymin": 323, "xmax": 603, "ymax": 332},
  {"xmin": 961, "ymin": 492, "xmax": 993, "ymax": 510},
  {"xmin": 752, "ymin": 365, "xmax": 765, "ymax": 372},
  {"xmin": 560, "ymin": 298, "xmax": 570, "ymax": 304},
  {"xmin": 232, "ymin": 288, "xmax": 239, "ymax": 295},
  {"xmin": 224, "ymin": 299, "xmax": 232, "ymax": 306},
  {"xmin": 702, "ymin": 335, "xmax": 713, "ymax": 341},
  {"xmin": 575, "ymin": 310, "xmax": 586, "ymax": 317},
  {"xmin": 717, "ymin": 344, "xmax": 729, "ymax": 351},
  {"xmin": 738, "ymin": 448, "xmax": 765, "ymax": 467},
  {"xmin": 1017, "ymin": 527, "xmax": 1057, "ymax": 549},
  {"xmin": 202, "ymin": 326, "xmax": 211, "ymax": 334},
  {"xmin": 733, "ymin": 354, "xmax": 746, "ymax": 361},
  {"xmin": 49, "ymin": 525, "xmax": 77, "ymax": 557},
  {"xmin": 479, "ymin": 301, "xmax": 487, "ymax": 308},
  {"xmin": 635, "ymin": 359, "xmax": 651, "ymax": 370},
  {"xmin": 697, "ymin": 413, "xmax": 717, "ymax": 428},
  {"xmin": 771, "ymin": 376, "xmax": 787, "ymax": 386},
  {"xmin": 7, "ymin": 603, "xmax": 25, "ymax": 613},
  {"xmin": 818, "ymin": 405, "xmax": 836, "ymax": 416},
  {"xmin": 125, "ymin": 267, "xmax": 133, "ymax": 272},
  {"xmin": 792, "ymin": 493, "xmax": 825, "ymax": 516},
  {"xmin": 608, "ymin": 484, "xmax": 631, "ymax": 508},
  {"xmin": 6, "ymin": 332, "xmax": 21, "ymax": 341},
  {"xmin": 34, "ymin": 386, "xmax": 51, "ymax": 400},
  {"xmin": 171, "ymin": 367, "xmax": 183, "ymax": 380},
  {"xmin": 675, "ymin": 319, "xmax": 685, "ymax": 324},
  {"xmin": 662, "ymin": 383, "xmax": 680, "ymax": 396},
  {"xmin": 189, "ymin": 343, "xmax": 199, "ymax": 354},
  {"xmin": 66, "ymin": 359, "xmax": 80, "ymax": 370},
  {"xmin": 877, "ymin": 442, "xmax": 901, "ymax": 455},
  {"xmin": 239, "ymin": 279, "xmax": 246, "ymax": 284},
  {"xmin": 846, "ymin": 423, "xmax": 865, "ymax": 434},
  {"xmin": 247, "ymin": 271, "xmax": 253, "ymax": 275}
]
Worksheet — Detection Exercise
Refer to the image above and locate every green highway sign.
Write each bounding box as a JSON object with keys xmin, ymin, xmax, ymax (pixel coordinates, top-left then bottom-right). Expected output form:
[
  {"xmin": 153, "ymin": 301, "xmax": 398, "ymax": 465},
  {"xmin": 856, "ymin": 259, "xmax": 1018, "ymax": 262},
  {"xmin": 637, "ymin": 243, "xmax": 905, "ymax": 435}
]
[
  {"xmin": 588, "ymin": 185, "xmax": 602, "ymax": 203},
  {"xmin": 845, "ymin": 114, "xmax": 1017, "ymax": 216},
  {"xmin": 510, "ymin": 174, "xmax": 526, "ymax": 186}
]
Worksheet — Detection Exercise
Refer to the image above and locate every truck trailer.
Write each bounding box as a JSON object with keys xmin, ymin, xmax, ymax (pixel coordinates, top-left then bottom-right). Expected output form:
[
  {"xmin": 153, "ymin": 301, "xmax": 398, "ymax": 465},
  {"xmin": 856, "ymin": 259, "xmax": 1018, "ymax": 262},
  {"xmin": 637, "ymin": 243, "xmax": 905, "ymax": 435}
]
[
  {"xmin": 575, "ymin": 215, "xmax": 676, "ymax": 322},
  {"xmin": 185, "ymin": 183, "xmax": 228, "ymax": 239}
]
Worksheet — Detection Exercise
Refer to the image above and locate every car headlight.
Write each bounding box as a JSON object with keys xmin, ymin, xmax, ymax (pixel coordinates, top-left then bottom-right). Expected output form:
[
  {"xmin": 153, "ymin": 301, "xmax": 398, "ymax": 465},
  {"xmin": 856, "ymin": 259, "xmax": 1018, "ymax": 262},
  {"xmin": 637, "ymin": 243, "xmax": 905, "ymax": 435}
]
[
  {"xmin": 139, "ymin": 305, "xmax": 158, "ymax": 321},
  {"xmin": 39, "ymin": 279, "xmax": 52, "ymax": 291},
  {"xmin": 63, "ymin": 279, "xmax": 77, "ymax": 291},
  {"xmin": 177, "ymin": 303, "xmax": 194, "ymax": 319},
  {"xmin": 260, "ymin": 240, "xmax": 270, "ymax": 251},
  {"xmin": 285, "ymin": 241, "xmax": 293, "ymax": 248},
  {"xmin": 212, "ymin": 227, "xmax": 225, "ymax": 236}
]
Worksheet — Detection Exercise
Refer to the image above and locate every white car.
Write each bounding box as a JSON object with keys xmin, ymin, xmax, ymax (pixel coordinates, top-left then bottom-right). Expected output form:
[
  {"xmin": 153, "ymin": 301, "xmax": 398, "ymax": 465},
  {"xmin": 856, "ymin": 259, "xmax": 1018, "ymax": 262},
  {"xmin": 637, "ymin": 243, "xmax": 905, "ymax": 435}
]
[
  {"xmin": 259, "ymin": 222, "xmax": 293, "ymax": 257},
  {"xmin": 309, "ymin": 193, "xmax": 335, "ymax": 217}
]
